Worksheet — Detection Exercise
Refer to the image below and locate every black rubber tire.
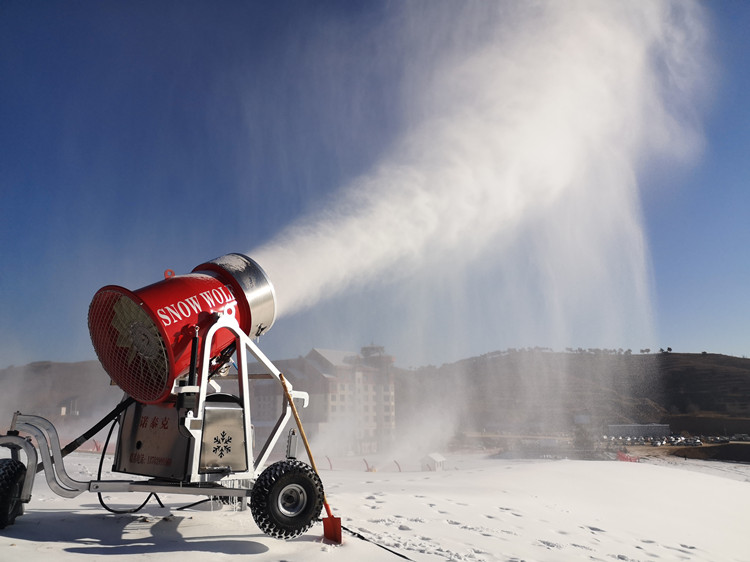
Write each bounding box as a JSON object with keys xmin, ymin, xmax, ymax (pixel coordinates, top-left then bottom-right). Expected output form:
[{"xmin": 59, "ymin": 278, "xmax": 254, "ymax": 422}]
[
  {"xmin": 250, "ymin": 459, "xmax": 323, "ymax": 540},
  {"xmin": 0, "ymin": 458, "xmax": 26, "ymax": 529}
]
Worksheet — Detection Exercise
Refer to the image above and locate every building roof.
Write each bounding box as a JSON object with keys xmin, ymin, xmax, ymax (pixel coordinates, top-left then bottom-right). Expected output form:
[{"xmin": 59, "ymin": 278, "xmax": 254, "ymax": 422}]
[
  {"xmin": 246, "ymin": 345, "xmax": 393, "ymax": 387},
  {"xmin": 422, "ymin": 453, "xmax": 446, "ymax": 462},
  {"xmin": 306, "ymin": 348, "xmax": 359, "ymax": 371}
]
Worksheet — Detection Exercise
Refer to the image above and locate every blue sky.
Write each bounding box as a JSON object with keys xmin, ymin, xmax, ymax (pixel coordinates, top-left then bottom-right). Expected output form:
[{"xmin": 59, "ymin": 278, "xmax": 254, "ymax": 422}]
[
  {"xmin": 1, "ymin": 1, "xmax": 748, "ymax": 369},
  {"xmin": 642, "ymin": 1, "xmax": 750, "ymax": 357}
]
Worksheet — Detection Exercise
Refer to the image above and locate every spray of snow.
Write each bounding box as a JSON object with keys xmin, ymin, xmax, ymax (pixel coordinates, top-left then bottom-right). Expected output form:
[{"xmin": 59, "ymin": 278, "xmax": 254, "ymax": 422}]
[
  {"xmin": 247, "ymin": 1, "xmax": 710, "ymax": 454},
  {"xmin": 251, "ymin": 2, "xmax": 708, "ymax": 361}
]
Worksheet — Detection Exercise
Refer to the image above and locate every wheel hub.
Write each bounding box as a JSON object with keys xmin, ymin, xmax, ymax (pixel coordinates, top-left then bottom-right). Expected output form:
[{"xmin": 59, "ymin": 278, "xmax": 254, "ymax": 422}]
[{"xmin": 277, "ymin": 483, "xmax": 307, "ymax": 517}]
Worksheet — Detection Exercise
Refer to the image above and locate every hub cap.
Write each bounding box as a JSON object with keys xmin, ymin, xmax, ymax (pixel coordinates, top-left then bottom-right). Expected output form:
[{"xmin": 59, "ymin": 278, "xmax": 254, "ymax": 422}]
[{"xmin": 277, "ymin": 483, "xmax": 307, "ymax": 517}]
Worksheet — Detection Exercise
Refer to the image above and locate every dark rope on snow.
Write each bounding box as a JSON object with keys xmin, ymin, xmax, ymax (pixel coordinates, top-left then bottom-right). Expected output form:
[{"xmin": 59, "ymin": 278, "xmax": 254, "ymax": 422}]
[{"xmin": 341, "ymin": 524, "xmax": 416, "ymax": 561}]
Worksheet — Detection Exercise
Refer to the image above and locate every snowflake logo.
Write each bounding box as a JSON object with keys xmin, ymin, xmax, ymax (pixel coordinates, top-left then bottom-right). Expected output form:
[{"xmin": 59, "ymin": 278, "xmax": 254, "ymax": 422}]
[{"xmin": 212, "ymin": 431, "xmax": 232, "ymax": 458}]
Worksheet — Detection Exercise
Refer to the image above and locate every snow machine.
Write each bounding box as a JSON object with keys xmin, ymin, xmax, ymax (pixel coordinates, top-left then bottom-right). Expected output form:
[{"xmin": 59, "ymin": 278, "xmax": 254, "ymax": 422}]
[{"xmin": 0, "ymin": 254, "xmax": 327, "ymax": 540}]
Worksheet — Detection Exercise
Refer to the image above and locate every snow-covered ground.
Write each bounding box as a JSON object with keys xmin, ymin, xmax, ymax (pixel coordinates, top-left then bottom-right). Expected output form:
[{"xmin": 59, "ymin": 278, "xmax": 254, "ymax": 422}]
[{"xmin": 1, "ymin": 451, "xmax": 748, "ymax": 562}]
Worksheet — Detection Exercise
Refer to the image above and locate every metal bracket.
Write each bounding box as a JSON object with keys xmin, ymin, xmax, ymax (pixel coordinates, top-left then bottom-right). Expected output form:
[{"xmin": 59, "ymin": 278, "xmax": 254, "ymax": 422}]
[{"xmin": 286, "ymin": 428, "xmax": 299, "ymax": 459}]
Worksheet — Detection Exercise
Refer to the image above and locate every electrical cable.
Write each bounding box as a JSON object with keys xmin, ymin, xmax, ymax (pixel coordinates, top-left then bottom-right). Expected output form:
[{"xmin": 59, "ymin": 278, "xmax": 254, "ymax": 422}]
[
  {"xmin": 174, "ymin": 498, "xmax": 214, "ymax": 511},
  {"xmin": 92, "ymin": 401, "xmax": 227, "ymax": 515},
  {"xmin": 341, "ymin": 524, "xmax": 416, "ymax": 561},
  {"xmin": 96, "ymin": 414, "xmax": 164, "ymax": 514}
]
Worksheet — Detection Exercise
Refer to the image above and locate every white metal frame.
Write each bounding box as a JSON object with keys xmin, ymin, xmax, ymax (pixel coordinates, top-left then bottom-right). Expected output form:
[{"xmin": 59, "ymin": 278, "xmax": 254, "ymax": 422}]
[{"xmin": 179, "ymin": 310, "xmax": 309, "ymax": 483}]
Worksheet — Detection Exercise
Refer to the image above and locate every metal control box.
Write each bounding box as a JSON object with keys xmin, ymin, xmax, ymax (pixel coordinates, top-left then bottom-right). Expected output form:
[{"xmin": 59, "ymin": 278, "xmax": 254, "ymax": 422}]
[{"xmin": 114, "ymin": 401, "xmax": 189, "ymax": 480}]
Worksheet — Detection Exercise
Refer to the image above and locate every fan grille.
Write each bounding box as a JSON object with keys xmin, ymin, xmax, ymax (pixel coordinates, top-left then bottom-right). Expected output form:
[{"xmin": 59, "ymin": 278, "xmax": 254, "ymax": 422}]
[{"xmin": 88, "ymin": 288, "xmax": 170, "ymax": 403}]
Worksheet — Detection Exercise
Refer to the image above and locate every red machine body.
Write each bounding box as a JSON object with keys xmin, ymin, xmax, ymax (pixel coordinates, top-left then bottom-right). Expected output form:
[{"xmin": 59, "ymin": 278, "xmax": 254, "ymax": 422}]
[{"xmin": 88, "ymin": 253, "xmax": 276, "ymax": 404}]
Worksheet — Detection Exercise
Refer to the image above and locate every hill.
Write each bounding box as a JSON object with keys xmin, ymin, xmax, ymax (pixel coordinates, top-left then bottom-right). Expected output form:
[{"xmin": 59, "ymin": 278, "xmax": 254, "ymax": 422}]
[
  {"xmin": 658, "ymin": 352, "xmax": 750, "ymax": 435},
  {"xmin": 395, "ymin": 350, "xmax": 750, "ymax": 438}
]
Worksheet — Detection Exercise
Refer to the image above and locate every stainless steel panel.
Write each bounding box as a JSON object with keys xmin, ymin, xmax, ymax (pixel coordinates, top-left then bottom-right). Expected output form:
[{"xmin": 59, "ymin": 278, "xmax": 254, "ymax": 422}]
[{"xmin": 200, "ymin": 401, "xmax": 248, "ymax": 473}]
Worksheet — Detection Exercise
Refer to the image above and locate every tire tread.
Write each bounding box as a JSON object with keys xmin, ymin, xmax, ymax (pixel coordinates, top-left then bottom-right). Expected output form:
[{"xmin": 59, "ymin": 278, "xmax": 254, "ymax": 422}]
[
  {"xmin": 0, "ymin": 458, "xmax": 26, "ymax": 530},
  {"xmin": 250, "ymin": 459, "xmax": 323, "ymax": 540}
]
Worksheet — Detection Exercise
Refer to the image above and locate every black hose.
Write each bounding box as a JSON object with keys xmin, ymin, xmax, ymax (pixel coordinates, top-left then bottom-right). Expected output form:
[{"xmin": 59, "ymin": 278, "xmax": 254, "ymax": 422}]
[
  {"xmin": 341, "ymin": 524, "xmax": 416, "ymax": 561},
  {"xmin": 35, "ymin": 396, "xmax": 135, "ymax": 474},
  {"xmin": 96, "ymin": 415, "xmax": 164, "ymax": 514},
  {"xmin": 175, "ymin": 498, "xmax": 214, "ymax": 511}
]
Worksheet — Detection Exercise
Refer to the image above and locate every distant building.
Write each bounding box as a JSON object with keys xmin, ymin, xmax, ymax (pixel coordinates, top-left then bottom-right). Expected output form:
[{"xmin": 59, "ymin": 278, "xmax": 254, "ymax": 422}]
[
  {"xmin": 421, "ymin": 453, "xmax": 446, "ymax": 472},
  {"xmin": 249, "ymin": 346, "xmax": 396, "ymax": 455}
]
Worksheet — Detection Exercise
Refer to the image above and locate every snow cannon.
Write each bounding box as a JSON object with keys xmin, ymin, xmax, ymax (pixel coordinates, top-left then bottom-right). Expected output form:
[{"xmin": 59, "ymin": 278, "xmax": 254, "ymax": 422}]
[
  {"xmin": 1, "ymin": 252, "xmax": 334, "ymax": 542},
  {"xmin": 88, "ymin": 253, "xmax": 276, "ymax": 404}
]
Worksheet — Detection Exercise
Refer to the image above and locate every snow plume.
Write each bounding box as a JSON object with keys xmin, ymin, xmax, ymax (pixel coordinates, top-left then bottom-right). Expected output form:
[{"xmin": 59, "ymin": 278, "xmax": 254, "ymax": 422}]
[{"xmin": 251, "ymin": 1, "xmax": 709, "ymax": 366}]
